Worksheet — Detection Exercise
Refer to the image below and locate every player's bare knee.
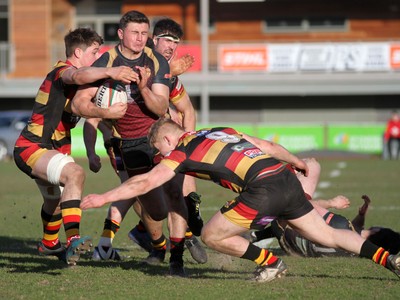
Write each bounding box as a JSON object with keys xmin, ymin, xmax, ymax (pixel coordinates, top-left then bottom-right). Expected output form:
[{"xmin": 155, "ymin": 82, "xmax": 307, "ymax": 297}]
[
  {"xmin": 200, "ymin": 228, "xmax": 217, "ymax": 248},
  {"xmin": 64, "ymin": 163, "xmax": 85, "ymax": 184}
]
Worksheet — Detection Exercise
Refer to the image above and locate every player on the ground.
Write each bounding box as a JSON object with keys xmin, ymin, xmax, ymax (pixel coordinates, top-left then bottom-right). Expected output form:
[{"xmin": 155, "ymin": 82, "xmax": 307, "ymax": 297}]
[
  {"xmin": 81, "ymin": 118, "xmax": 400, "ymax": 282},
  {"xmin": 250, "ymin": 158, "xmax": 400, "ymax": 257},
  {"xmin": 13, "ymin": 27, "xmax": 136, "ymax": 265}
]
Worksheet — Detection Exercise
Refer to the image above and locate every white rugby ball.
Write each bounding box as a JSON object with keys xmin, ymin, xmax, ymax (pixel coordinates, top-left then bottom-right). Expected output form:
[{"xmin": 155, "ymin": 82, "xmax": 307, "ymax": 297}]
[{"xmin": 94, "ymin": 80, "xmax": 128, "ymax": 108}]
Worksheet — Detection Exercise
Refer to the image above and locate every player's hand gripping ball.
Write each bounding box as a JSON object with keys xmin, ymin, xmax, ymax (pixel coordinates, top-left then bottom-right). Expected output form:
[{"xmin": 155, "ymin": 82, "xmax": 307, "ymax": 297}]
[{"xmin": 94, "ymin": 80, "xmax": 128, "ymax": 108}]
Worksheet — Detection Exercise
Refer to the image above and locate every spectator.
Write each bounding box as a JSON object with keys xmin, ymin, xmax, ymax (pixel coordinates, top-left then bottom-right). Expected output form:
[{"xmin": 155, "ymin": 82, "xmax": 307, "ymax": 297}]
[{"xmin": 383, "ymin": 110, "xmax": 400, "ymax": 160}]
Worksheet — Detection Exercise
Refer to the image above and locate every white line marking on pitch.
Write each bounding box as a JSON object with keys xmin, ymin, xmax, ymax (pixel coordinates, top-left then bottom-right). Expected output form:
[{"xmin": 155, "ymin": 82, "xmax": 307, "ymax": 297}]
[
  {"xmin": 318, "ymin": 181, "xmax": 331, "ymax": 189},
  {"xmin": 330, "ymin": 170, "xmax": 341, "ymax": 177}
]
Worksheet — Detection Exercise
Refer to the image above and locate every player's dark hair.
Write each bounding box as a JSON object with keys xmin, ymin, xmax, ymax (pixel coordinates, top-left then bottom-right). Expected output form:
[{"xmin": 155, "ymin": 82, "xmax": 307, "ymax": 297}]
[
  {"xmin": 119, "ymin": 10, "xmax": 150, "ymax": 30},
  {"xmin": 64, "ymin": 28, "xmax": 103, "ymax": 58},
  {"xmin": 153, "ymin": 18, "xmax": 183, "ymax": 40}
]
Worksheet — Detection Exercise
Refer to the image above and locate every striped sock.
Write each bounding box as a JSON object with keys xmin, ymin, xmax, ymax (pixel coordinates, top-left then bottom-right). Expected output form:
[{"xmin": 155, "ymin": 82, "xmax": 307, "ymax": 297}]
[
  {"xmin": 60, "ymin": 200, "xmax": 81, "ymax": 246},
  {"xmin": 185, "ymin": 228, "xmax": 193, "ymax": 239},
  {"xmin": 360, "ymin": 240, "xmax": 390, "ymax": 267},
  {"xmin": 241, "ymin": 242, "xmax": 279, "ymax": 266},
  {"xmin": 40, "ymin": 206, "xmax": 62, "ymax": 249},
  {"xmin": 151, "ymin": 235, "xmax": 168, "ymax": 251},
  {"xmin": 169, "ymin": 237, "xmax": 185, "ymax": 263},
  {"xmin": 98, "ymin": 218, "xmax": 120, "ymax": 247}
]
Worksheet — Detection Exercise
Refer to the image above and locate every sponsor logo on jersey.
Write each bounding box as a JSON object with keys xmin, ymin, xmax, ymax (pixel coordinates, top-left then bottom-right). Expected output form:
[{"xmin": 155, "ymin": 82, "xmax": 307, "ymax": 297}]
[{"xmin": 243, "ymin": 148, "xmax": 263, "ymax": 158}]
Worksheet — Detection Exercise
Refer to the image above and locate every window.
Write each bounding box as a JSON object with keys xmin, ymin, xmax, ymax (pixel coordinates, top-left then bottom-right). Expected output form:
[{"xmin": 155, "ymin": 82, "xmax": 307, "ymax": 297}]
[
  {"xmin": 0, "ymin": 0, "xmax": 8, "ymax": 41},
  {"xmin": 76, "ymin": 16, "xmax": 121, "ymax": 44},
  {"xmin": 263, "ymin": 17, "xmax": 347, "ymax": 33},
  {"xmin": 103, "ymin": 23, "xmax": 119, "ymax": 42},
  {"xmin": 308, "ymin": 17, "xmax": 347, "ymax": 31}
]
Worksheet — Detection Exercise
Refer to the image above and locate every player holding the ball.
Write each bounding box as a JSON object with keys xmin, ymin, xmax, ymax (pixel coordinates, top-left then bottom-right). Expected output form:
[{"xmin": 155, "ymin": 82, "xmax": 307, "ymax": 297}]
[
  {"xmin": 83, "ymin": 18, "xmax": 207, "ymax": 268},
  {"xmin": 72, "ymin": 11, "xmax": 190, "ymax": 276},
  {"xmin": 13, "ymin": 28, "xmax": 137, "ymax": 266}
]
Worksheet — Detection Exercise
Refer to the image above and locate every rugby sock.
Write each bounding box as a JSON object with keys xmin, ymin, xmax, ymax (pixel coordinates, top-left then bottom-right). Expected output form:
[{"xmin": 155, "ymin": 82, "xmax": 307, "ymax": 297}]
[
  {"xmin": 360, "ymin": 240, "xmax": 390, "ymax": 267},
  {"xmin": 151, "ymin": 234, "xmax": 168, "ymax": 251},
  {"xmin": 60, "ymin": 200, "xmax": 82, "ymax": 246},
  {"xmin": 241, "ymin": 242, "xmax": 278, "ymax": 266},
  {"xmin": 185, "ymin": 228, "xmax": 193, "ymax": 239},
  {"xmin": 253, "ymin": 227, "xmax": 274, "ymax": 242},
  {"xmin": 40, "ymin": 206, "xmax": 62, "ymax": 249},
  {"xmin": 169, "ymin": 237, "xmax": 185, "ymax": 263},
  {"xmin": 98, "ymin": 218, "xmax": 120, "ymax": 247}
]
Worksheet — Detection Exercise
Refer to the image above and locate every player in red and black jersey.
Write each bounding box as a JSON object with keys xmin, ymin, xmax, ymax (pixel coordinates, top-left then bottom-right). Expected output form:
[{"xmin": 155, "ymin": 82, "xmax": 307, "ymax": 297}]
[
  {"xmin": 81, "ymin": 118, "xmax": 400, "ymax": 282},
  {"xmin": 13, "ymin": 27, "xmax": 136, "ymax": 266},
  {"xmin": 251, "ymin": 159, "xmax": 400, "ymax": 258}
]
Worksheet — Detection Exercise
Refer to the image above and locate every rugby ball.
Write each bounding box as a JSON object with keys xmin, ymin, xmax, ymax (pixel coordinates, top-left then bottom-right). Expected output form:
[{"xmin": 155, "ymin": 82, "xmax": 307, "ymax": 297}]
[{"xmin": 94, "ymin": 80, "xmax": 128, "ymax": 108}]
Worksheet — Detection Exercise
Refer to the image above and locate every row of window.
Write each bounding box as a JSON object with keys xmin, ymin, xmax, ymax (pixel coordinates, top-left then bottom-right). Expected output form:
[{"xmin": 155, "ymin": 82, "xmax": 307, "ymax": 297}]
[{"xmin": 78, "ymin": 16, "xmax": 348, "ymax": 43}]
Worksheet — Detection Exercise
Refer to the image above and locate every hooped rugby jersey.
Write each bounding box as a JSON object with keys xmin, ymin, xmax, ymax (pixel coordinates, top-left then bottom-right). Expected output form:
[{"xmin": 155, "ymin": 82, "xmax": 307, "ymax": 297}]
[
  {"xmin": 160, "ymin": 127, "xmax": 284, "ymax": 193},
  {"xmin": 92, "ymin": 46, "xmax": 171, "ymax": 139},
  {"xmin": 17, "ymin": 60, "xmax": 80, "ymax": 154}
]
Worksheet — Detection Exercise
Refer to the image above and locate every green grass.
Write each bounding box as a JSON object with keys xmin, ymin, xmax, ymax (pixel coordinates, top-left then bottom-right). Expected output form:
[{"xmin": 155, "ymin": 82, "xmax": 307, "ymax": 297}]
[{"xmin": 0, "ymin": 156, "xmax": 399, "ymax": 299}]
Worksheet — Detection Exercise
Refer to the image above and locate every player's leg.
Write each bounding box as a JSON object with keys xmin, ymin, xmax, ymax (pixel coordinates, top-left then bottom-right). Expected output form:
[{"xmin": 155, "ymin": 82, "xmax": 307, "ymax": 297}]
[
  {"xmin": 137, "ymin": 186, "xmax": 169, "ymax": 266},
  {"xmin": 32, "ymin": 150, "xmax": 91, "ymax": 265},
  {"xmin": 183, "ymin": 175, "xmax": 204, "ymax": 236},
  {"xmin": 163, "ymin": 174, "xmax": 188, "ymax": 276},
  {"xmin": 288, "ymin": 209, "xmax": 400, "ymax": 278},
  {"xmin": 295, "ymin": 157, "xmax": 321, "ymax": 198},
  {"xmin": 93, "ymin": 198, "xmax": 135, "ymax": 261},
  {"xmin": 128, "ymin": 200, "xmax": 153, "ymax": 252},
  {"xmin": 35, "ymin": 179, "xmax": 65, "ymax": 259},
  {"xmin": 351, "ymin": 195, "xmax": 371, "ymax": 233},
  {"xmin": 202, "ymin": 210, "xmax": 287, "ymax": 282}
]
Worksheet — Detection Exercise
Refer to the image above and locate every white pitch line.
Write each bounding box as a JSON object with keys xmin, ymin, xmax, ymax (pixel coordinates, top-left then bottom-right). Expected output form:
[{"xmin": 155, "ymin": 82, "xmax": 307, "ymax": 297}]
[
  {"xmin": 329, "ymin": 169, "xmax": 341, "ymax": 177},
  {"xmin": 318, "ymin": 181, "xmax": 331, "ymax": 189}
]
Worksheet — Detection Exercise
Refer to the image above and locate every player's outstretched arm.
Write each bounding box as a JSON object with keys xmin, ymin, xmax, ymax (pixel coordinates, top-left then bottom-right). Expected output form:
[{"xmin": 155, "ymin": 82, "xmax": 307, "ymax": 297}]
[
  {"xmin": 243, "ymin": 133, "xmax": 308, "ymax": 176},
  {"xmin": 63, "ymin": 65, "xmax": 137, "ymax": 85},
  {"xmin": 311, "ymin": 195, "xmax": 351, "ymax": 210},
  {"xmin": 81, "ymin": 164, "xmax": 176, "ymax": 210}
]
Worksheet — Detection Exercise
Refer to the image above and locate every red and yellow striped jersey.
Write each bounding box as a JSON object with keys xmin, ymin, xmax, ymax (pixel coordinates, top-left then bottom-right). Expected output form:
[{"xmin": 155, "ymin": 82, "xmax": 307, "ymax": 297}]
[
  {"xmin": 160, "ymin": 127, "xmax": 284, "ymax": 193},
  {"xmin": 18, "ymin": 60, "xmax": 80, "ymax": 154}
]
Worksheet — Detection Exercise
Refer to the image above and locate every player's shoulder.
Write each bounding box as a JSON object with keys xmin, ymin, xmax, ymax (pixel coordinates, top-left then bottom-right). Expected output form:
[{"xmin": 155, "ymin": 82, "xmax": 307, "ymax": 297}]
[{"xmin": 144, "ymin": 46, "xmax": 168, "ymax": 65}]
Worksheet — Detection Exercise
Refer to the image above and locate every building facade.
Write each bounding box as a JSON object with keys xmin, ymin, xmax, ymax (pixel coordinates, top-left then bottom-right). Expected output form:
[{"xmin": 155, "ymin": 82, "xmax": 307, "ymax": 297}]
[{"xmin": 1, "ymin": 0, "xmax": 400, "ymax": 125}]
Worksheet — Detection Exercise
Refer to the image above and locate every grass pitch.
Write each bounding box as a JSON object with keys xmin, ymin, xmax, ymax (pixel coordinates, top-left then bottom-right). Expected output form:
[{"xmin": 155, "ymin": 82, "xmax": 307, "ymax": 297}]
[{"xmin": 0, "ymin": 156, "xmax": 399, "ymax": 299}]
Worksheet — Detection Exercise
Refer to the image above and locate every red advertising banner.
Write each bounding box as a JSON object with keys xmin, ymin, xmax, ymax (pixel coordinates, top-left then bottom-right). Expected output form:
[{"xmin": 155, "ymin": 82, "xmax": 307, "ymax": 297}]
[
  {"xmin": 390, "ymin": 44, "xmax": 400, "ymax": 69},
  {"xmin": 218, "ymin": 45, "xmax": 268, "ymax": 71},
  {"xmin": 175, "ymin": 44, "xmax": 202, "ymax": 72}
]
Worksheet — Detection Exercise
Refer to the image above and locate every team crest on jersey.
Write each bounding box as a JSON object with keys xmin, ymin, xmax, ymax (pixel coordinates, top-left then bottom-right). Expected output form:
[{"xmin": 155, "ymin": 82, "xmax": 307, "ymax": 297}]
[{"xmin": 206, "ymin": 131, "xmax": 240, "ymax": 143}]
